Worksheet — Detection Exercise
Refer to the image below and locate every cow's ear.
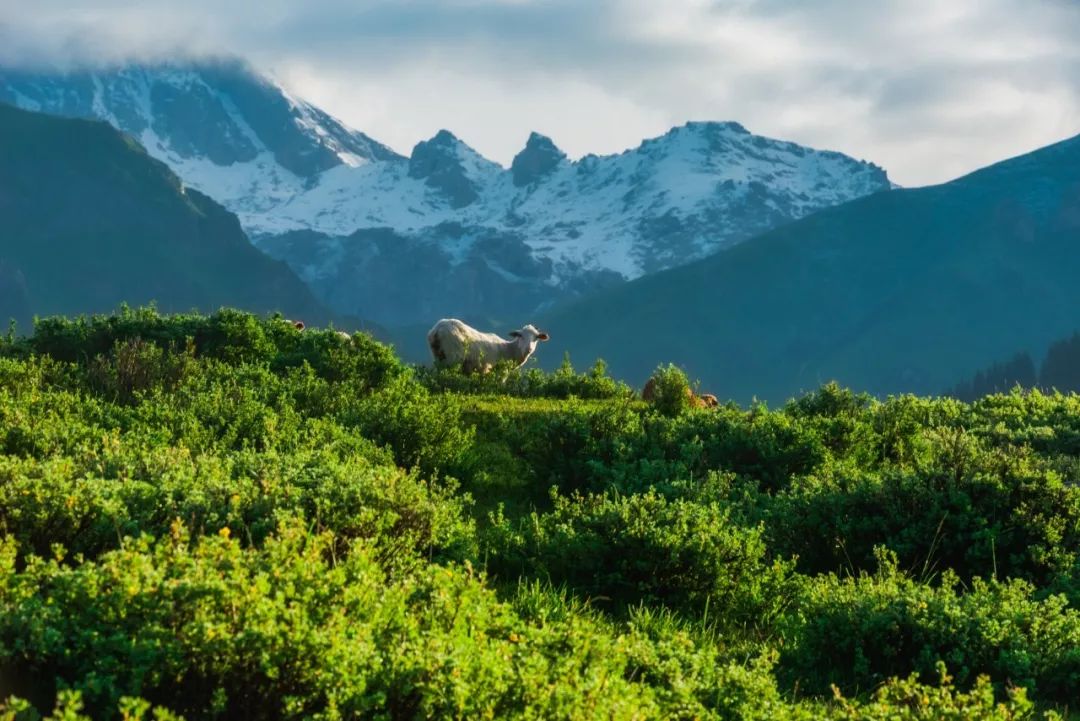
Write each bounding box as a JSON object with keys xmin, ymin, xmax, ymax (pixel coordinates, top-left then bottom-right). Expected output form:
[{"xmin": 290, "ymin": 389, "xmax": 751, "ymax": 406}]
[
  {"xmin": 538, "ymin": 332, "xmax": 550, "ymax": 341},
  {"xmin": 509, "ymin": 330, "xmax": 522, "ymax": 338},
  {"xmin": 294, "ymin": 321, "xmax": 305, "ymax": 330}
]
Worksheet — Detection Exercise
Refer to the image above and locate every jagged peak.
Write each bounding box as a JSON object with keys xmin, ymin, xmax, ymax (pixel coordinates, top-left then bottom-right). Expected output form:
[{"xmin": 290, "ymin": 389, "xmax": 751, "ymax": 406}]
[
  {"xmin": 426, "ymin": 128, "xmax": 461, "ymax": 146},
  {"xmin": 412, "ymin": 129, "xmax": 501, "ymax": 170},
  {"xmin": 410, "ymin": 129, "xmax": 490, "ymax": 163},
  {"xmin": 420, "ymin": 129, "xmax": 490, "ymax": 155},
  {"xmin": 511, "ymin": 131, "xmax": 567, "ymax": 187},
  {"xmin": 631, "ymin": 120, "xmax": 889, "ymax": 186},
  {"xmin": 408, "ymin": 130, "xmax": 498, "ymax": 208},
  {"xmin": 524, "ymin": 131, "xmax": 561, "ymax": 150}
]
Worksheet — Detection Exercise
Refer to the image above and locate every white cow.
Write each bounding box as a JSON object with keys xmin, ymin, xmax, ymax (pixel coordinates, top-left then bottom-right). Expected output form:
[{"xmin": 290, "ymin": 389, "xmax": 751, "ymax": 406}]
[{"xmin": 427, "ymin": 318, "xmax": 549, "ymax": 373}]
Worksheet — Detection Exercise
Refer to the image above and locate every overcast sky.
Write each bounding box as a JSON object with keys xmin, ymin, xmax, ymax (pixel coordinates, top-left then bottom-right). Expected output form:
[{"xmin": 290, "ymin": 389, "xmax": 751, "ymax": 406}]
[{"xmin": 2, "ymin": 0, "xmax": 1079, "ymax": 186}]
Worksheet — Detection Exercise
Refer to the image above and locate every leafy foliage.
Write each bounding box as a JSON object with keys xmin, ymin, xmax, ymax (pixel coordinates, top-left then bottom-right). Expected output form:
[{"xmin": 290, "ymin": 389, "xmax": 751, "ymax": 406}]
[
  {"xmin": 0, "ymin": 309, "xmax": 1076, "ymax": 719},
  {"xmin": 486, "ymin": 490, "xmax": 796, "ymax": 628},
  {"xmin": 645, "ymin": 363, "xmax": 693, "ymax": 417},
  {"xmin": 781, "ymin": 549, "xmax": 1080, "ymax": 704},
  {"xmin": 416, "ymin": 354, "xmax": 632, "ymax": 400}
]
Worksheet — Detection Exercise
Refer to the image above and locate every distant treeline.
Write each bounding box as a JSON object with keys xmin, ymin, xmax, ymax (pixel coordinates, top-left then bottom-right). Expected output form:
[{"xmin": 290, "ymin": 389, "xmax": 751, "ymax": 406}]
[{"xmin": 947, "ymin": 331, "xmax": 1080, "ymax": 401}]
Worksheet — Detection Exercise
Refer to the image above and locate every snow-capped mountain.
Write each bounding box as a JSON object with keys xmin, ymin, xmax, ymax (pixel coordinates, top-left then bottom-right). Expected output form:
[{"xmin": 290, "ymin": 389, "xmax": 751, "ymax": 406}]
[
  {"xmin": 0, "ymin": 59, "xmax": 401, "ymax": 219},
  {"xmin": 1, "ymin": 59, "xmax": 893, "ymax": 326},
  {"xmin": 263, "ymin": 122, "xmax": 891, "ymax": 281}
]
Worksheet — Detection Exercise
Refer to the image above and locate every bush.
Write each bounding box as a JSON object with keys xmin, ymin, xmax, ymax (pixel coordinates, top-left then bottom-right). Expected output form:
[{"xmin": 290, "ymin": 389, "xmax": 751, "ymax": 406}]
[
  {"xmin": 829, "ymin": 667, "xmax": 1044, "ymax": 721},
  {"xmin": 0, "ymin": 450, "xmax": 476, "ymax": 566},
  {"xmin": 779, "ymin": 549, "xmax": 1080, "ymax": 705},
  {"xmin": 416, "ymin": 354, "xmax": 632, "ymax": 400},
  {"xmin": 486, "ymin": 490, "xmax": 795, "ymax": 626},
  {"xmin": 459, "ymin": 395, "xmax": 829, "ymax": 500},
  {"xmin": 84, "ymin": 336, "xmax": 197, "ymax": 404},
  {"xmin": 0, "ymin": 528, "xmax": 667, "ymax": 719},
  {"xmin": 645, "ymin": 363, "xmax": 693, "ymax": 417},
  {"xmin": 13, "ymin": 306, "xmax": 405, "ymax": 390},
  {"xmin": 340, "ymin": 373, "xmax": 474, "ymax": 476},
  {"xmin": 759, "ymin": 438, "xmax": 1080, "ymax": 591}
]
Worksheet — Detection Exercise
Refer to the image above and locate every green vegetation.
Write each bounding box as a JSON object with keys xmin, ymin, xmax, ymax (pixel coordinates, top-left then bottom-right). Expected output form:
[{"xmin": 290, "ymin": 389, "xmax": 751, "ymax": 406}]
[
  {"xmin": 642, "ymin": 363, "xmax": 693, "ymax": 417},
  {"xmin": 0, "ymin": 308, "xmax": 1077, "ymax": 719}
]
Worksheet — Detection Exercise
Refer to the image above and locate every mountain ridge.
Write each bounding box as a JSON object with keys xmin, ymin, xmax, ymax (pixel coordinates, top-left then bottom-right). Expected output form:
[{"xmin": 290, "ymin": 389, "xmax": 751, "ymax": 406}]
[
  {"xmin": 536, "ymin": 131, "xmax": 1080, "ymax": 402},
  {"xmin": 1, "ymin": 58, "xmax": 894, "ymax": 326}
]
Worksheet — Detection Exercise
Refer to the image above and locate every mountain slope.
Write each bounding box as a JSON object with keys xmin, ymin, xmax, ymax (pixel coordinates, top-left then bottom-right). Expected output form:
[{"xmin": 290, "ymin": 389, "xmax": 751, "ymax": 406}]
[
  {"xmin": 0, "ymin": 102, "xmax": 333, "ymax": 329},
  {"xmin": 2, "ymin": 61, "xmax": 893, "ymax": 325},
  {"xmin": 539, "ymin": 134, "xmax": 1080, "ymax": 403},
  {"xmin": 0, "ymin": 59, "xmax": 401, "ymax": 221}
]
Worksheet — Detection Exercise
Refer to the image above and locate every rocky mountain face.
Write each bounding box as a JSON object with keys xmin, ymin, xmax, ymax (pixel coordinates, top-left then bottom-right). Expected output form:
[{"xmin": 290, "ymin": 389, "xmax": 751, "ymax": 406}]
[
  {"xmin": 2, "ymin": 60, "xmax": 893, "ymax": 326},
  {"xmin": 258, "ymin": 225, "xmax": 624, "ymax": 329},
  {"xmin": 0, "ymin": 103, "xmax": 334, "ymax": 329}
]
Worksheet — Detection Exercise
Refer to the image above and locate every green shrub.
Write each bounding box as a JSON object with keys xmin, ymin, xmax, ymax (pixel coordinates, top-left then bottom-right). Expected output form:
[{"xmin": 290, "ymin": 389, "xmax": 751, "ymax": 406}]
[
  {"xmin": 785, "ymin": 383, "xmax": 879, "ymax": 466},
  {"xmin": 416, "ymin": 354, "xmax": 632, "ymax": 400},
  {"xmin": 779, "ymin": 549, "xmax": 1080, "ymax": 705},
  {"xmin": 13, "ymin": 307, "xmax": 405, "ymax": 391},
  {"xmin": 0, "ymin": 450, "xmax": 475, "ymax": 566},
  {"xmin": 0, "ymin": 528, "xmax": 662, "ymax": 719},
  {"xmin": 486, "ymin": 490, "xmax": 795, "ymax": 626},
  {"xmin": 340, "ymin": 373, "xmax": 474, "ymax": 476},
  {"xmin": 0, "ymin": 690, "xmax": 186, "ymax": 721},
  {"xmin": 645, "ymin": 363, "xmax": 693, "ymax": 417},
  {"xmin": 686, "ymin": 404, "xmax": 828, "ymax": 492},
  {"xmin": 828, "ymin": 667, "xmax": 1046, "ymax": 721},
  {"xmin": 760, "ymin": 441, "xmax": 1080, "ymax": 592},
  {"xmin": 459, "ymin": 395, "xmax": 829, "ymax": 500}
]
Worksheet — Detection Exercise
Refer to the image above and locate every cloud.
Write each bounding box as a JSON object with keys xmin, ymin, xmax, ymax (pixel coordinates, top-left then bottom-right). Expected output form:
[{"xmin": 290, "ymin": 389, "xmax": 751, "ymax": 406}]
[{"xmin": 1, "ymin": 0, "xmax": 1078, "ymax": 185}]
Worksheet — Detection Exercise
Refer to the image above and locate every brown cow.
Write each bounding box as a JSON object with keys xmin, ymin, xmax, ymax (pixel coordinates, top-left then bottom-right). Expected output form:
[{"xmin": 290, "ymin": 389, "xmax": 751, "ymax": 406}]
[{"xmin": 641, "ymin": 378, "xmax": 719, "ymax": 409}]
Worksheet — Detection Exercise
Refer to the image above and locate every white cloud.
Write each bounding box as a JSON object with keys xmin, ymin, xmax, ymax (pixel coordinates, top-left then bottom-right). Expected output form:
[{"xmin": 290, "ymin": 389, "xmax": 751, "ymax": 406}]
[{"xmin": 2, "ymin": 0, "xmax": 1078, "ymax": 185}]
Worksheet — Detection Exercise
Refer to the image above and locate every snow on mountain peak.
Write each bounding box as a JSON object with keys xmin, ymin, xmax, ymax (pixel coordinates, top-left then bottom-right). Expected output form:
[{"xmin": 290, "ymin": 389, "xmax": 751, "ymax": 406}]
[
  {"xmin": 0, "ymin": 58, "xmax": 402, "ymax": 214},
  {"xmin": 407, "ymin": 130, "xmax": 503, "ymax": 208},
  {"xmin": 1, "ymin": 60, "xmax": 894, "ymax": 293}
]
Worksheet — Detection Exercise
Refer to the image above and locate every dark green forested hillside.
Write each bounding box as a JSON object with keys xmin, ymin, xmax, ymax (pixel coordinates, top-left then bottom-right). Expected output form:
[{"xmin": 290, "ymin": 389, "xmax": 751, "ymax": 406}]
[
  {"xmin": 540, "ymin": 133, "xmax": 1080, "ymax": 404},
  {"xmin": 0, "ymin": 308, "xmax": 1077, "ymax": 719},
  {"xmin": 946, "ymin": 329, "xmax": 1080, "ymax": 401},
  {"xmin": 0, "ymin": 103, "xmax": 332, "ymax": 331}
]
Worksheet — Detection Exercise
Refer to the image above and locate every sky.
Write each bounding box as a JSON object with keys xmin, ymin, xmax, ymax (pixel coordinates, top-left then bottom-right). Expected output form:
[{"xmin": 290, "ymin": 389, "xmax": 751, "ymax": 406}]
[{"xmin": 2, "ymin": 0, "xmax": 1079, "ymax": 187}]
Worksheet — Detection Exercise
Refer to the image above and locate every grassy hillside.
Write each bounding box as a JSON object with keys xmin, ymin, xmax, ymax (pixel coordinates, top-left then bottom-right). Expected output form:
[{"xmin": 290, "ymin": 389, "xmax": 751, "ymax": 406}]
[
  {"xmin": 0, "ymin": 103, "xmax": 333, "ymax": 331},
  {"xmin": 0, "ymin": 307, "xmax": 1076, "ymax": 719},
  {"xmin": 539, "ymin": 133, "xmax": 1080, "ymax": 404}
]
